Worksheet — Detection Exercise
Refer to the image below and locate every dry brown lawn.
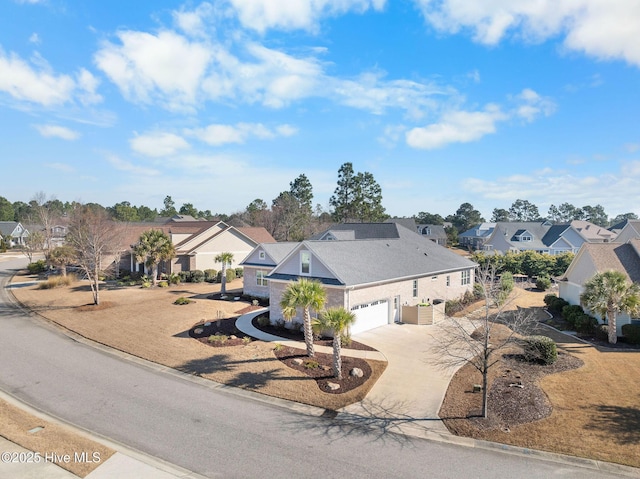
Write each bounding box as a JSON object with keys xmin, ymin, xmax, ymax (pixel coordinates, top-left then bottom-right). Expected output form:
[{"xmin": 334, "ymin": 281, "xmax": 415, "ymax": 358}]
[
  {"xmin": 10, "ymin": 276, "xmax": 385, "ymax": 411},
  {"xmin": 0, "ymin": 397, "xmax": 114, "ymax": 477},
  {"xmin": 440, "ymin": 286, "xmax": 640, "ymax": 468}
]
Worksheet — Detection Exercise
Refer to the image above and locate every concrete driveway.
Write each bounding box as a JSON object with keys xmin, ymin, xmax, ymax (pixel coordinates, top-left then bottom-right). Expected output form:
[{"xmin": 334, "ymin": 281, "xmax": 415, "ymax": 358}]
[{"xmin": 339, "ymin": 322, "xmax": 461, "ymax": 436}]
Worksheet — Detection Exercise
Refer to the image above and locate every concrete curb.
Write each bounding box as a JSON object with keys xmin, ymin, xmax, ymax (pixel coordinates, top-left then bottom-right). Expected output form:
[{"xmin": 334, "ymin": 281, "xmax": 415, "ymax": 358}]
[{"xmin": 4, "ymin": 276, "xmax": 640, "ymax": 477}]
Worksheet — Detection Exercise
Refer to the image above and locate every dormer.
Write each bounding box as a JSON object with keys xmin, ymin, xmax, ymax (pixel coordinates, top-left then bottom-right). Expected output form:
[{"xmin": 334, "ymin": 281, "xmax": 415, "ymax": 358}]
[{"xmin": 513, "ymin": 229, "xmax": 533, "ymax": 242}]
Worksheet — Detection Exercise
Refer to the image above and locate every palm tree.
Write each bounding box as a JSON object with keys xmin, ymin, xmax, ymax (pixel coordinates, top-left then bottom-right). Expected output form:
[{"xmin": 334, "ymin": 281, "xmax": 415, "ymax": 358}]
[
  {"xmin": 581, "ymin": 270, "xmax": 640, "ymax": 344},
  {"xmin": 313, "ymin": 307, "xmax": 356, "ymax": 379},
  {"xmin": 132, "ymin": 230, "xmax": 176, "ymax": 286},
  {"xmin": 48, "ymin": 245, "xmax": 77, "ymax": 276},
  {"xmin": 215, "ymin": 252, "xmax": 234, "ymax": 295},
  {"xmin": 280, "ymin": 278, "xmax": 327, "ymax": 357}
]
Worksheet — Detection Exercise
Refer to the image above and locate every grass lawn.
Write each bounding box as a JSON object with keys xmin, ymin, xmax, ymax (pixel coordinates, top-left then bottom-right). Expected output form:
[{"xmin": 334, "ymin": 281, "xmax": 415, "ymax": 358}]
[
  {"xmin": 440, "ymin": 287, "xmax": 640, "ymax": 469},
  {"xmin": 9, "ymin": 273, "xmax": 640, "ymax": 468},
  {"xmin": 9, "ymin": 275, "xmax": 386, "ymax": 412}
]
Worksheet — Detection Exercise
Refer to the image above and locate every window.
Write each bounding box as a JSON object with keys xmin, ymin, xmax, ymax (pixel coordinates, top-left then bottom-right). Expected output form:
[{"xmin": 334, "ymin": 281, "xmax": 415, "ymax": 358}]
[
  {"xmin": 256, "ymin": 270, "xmax": 268, "ymax": 287},
  {"xmin": 461, "ymin": 270, "xmax": 471, "ymax": 285},
  {"xmin": 446, "ymin": 275, "xmax": 450, "ymax": 287},
  {"xmin": 432, "ymin": 276, "xmax": 438, "ymax": 281},
  {"xmin": 412, "ymin": 280, "xmax": 418, "ymax": 297},
  {"xmin": 521, "ymin": 235, "xmax": 532, "ymax": 242},
  {"xmin": 300, "ymin": 251, "xmax": 311, "ymax": 275},
  {"xmin": 258, "ymin": 250, "xmax": 265, "ymax": 260}
]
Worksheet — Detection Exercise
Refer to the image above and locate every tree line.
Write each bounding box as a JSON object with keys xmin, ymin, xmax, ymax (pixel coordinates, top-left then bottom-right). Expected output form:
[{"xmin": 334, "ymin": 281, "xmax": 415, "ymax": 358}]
[{"xmin": 2, "ymin": 178, "xmax": 636, "ymax": 244}]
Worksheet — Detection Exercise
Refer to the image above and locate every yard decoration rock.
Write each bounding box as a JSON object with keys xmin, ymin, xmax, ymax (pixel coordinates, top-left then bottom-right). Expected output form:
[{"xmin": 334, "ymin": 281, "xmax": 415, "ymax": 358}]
[
  {"xmin": 194, "ymin": 328, "xmax": 204, "ymax": 334},
  {"xmin": 293, "ymin": 358, "xmax": 304, "ymax": 366},
  {"xmin": 327, "ymin": 382, "xmax": 340, "ymax": 391},
  {"xmin": 350, "ymin": 368, "xmax": 364, "ymax": 378},
  {"xmin": 230, "ymin": 335, "xmax": 237, "ymax": 340}
]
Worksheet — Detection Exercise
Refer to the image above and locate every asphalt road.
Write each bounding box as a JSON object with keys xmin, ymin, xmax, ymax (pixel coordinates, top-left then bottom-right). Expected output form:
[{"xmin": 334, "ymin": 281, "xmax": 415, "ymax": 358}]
[{"xmin": 0, "ymin": 256, "xmax": 631, "ymax": 478}]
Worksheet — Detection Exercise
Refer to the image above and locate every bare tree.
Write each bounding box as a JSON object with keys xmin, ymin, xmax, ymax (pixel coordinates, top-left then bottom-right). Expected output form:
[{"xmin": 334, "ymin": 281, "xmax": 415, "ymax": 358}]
[
  {"xmin": 29, "ymin": 192, "xmax": 61, "ymax": 260},
  {"xmin": 66, "ymin": 206, "xmax": 127, "ymax": 305},
  {"xmin": 430, "ymin": 266, "xmax": 536, "ymax": 418},
  {"xmin": 20, "ymin": 231, "xmax": 45, "ymax": 264}
]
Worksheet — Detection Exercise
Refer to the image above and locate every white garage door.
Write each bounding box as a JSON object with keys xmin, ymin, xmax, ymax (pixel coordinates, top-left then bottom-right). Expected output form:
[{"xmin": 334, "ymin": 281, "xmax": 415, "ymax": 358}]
[{"xmin": 350, "ymin": 299, "xmax": 389, "ymax": 335}]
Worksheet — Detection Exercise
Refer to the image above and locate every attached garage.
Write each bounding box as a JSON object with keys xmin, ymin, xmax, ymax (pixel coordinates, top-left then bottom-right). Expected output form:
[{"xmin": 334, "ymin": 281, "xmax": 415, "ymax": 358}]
[{"xmin": 350, "ymin": 299, "xmax": 390, "ymax": 335}]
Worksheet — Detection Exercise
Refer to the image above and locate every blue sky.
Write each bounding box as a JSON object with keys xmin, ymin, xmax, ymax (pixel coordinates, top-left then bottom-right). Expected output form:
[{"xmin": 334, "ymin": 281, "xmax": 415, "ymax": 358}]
[{"xmin": 1, "ymin": 0, "xmax": 639, "ymax": 220}]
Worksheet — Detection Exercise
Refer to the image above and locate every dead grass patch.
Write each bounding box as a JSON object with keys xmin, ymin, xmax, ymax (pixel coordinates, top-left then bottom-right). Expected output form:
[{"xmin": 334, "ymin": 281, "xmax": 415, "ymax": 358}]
[
  {"xmin": 11, "ymin": 279, "xmax": 385, "ymax": 411},
  {"xmin": 439, "ymin": 287, "xmax": 640, "ymax": 468},
  {"xmin": 0, "ymin": 398, "xmax": 114, "ymax": 477}
]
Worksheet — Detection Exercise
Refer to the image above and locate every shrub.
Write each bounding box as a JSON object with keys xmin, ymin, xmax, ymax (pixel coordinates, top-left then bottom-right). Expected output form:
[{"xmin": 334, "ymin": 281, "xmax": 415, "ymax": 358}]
[
  {"xmin": 274, "ymin": 319, "xmax": 286, "ymax": 329},
  {"xmin": 204, "ymin": 269, "xmax": 218, "ymax": 283},
  {"xmin": 169, "ymin": 273, "xmax": 181, "ymax": 285},
  {"xmin": 242, "ymin": 336, "xmax": 252, "ymax": 345},
  {"xmin": 574, "ymin": 313, "xmax": 597, "ymax": 334},
  {"xmin": 157, "ymin": 281, "xmax": 169, "ymax": 288},
  {"xmin": 594, "ymin": 324, "xmax": 608, "ymax": 341},
  {"xmin": 234, "ymin": 267, "xmax": 244, "ymax": 278},
  {"xmin": 37, "ymin": 274, "xmax": 76, "ymax": 289},
  {"xmin": 273, "ymin": 343, "xmax": 284, "ymax": 352},
  {"xmin": 208, "ymin": 334, "xmax": 228, "ymax": 344},
  {"xmin": 523, "ymin": 335, "xmax": 558, "ymax": 365},
  {"xmin": 536, "ymin": 275, "xmax": 552, "ymax": 291},
  {"xmin": 252, "ymin": 299, "xmax": 259, "ymax": 307},
  {"xmin": 190, "ymin": 270, "xmax": 205, "ymax": 283},
  {"xmin": 256, "ymin": 315, "xmax": 271, "ymax": 328},
  {"xmin": 547, "ymin": 296, "xmax": 569, "ymax": 313},
  {"xmin": 27, "ymin": 260, "xmax": 47, "ymax": 274},
  {"xmin": 562, "ymin": 304, "xmax": 585, "ymax": 328},
  {"xmin": 304, "ymin": 360, "xmax": 320, "ymax": 369},
  {"xmin": 445, "ymin": 299, "xmax": 462, "ymax": 316},
  {"xmin": 544, "ymin": 294, "xmax": 557, "ymax": 307},
  {"xmin": 500, "ymin": 272, "xmax": 514, "ymax": 294},
  {"xmin": 217, "ymin": 269, "xmax": 236, "ymax": 283},
  {"xmin": 174, "ymin": 297, "xmax": 193, "ymax": 305},
  {"xmin": 622, "ymin": 324, "xmax": 640, "ymax": 344},
  {"xmin": 178, "ymin": 271, "xmax": 190, "ymax": 283}
]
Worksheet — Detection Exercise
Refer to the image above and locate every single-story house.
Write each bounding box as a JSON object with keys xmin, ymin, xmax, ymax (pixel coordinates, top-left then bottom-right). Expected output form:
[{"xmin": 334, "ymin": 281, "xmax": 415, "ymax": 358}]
[
  {"xmin": 242, "ymin": 222, "xmax": 477, "ymax": 335},
  {"xmin": 121, "ymin": 220, "xmax": 275, "ymax": 277},
  {"xmin": 0, "ymin": 221, "xmax": 29, "ymax": 247},
  {"xmin": 482, "ymin": 220, "xmax": 614, "ymax": 255},
  {"xmin": 557, "ymin": 239, "xmax": 640, "ymax": 336}
]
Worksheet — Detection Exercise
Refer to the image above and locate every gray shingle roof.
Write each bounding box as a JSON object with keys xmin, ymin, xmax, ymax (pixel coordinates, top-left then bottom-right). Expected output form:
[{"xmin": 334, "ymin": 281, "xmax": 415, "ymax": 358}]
[
  {"xmin": 282, "ymin": 223, "xmax": 475, "ymax": 286},
  {"xmin": 310, "ymin": 222, "xmax": 400, "ymax": 240}
]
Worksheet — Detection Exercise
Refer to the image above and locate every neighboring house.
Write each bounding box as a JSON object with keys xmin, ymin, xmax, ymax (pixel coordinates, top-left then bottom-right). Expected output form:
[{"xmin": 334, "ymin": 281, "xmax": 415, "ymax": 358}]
[
  {"xmin": 557, "ymin": 239, "xmax": 640, "ymax": 336},
  {"xmin": 611, "ymin": 220, "xmax": 640, "ymax": 244},
  {"xmin": 121, "ymin": 220, "xmax": 275, "ymax": 277},
  {"xmin": 459, "ymin": 223, "xmax": 496, "ymax": 250},
  {"xmin": 416, "ymin": 224, "xmax": 447, "ymax": 246},
  {"xmin": 0, "ymin": 221, "xmax": 29, "ymax": 247},
  {"xmin": 243, "ymin": 222, "xmax": 477, "ymax": 335},
  {"xmin": 482, "ymin": 220, "xmax": 614, "ymax": 255}
]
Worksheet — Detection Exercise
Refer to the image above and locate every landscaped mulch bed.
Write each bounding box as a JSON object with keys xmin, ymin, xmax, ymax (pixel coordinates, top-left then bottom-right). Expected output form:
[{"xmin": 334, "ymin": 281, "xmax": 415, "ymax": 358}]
[
  {"xmin": 273, "ymin": 345, "xmax": 372, "ymax": 395},
  {"xmin": 251, "ymin": 315, "xmax": 377, "ymax": 352},
  {"xmin": 189, "ymin": 318, "xmax": 253, "ymax": 347},
  {"xmin": 440, "ymin": 349, "xmax": 583, "ymax": 434}
]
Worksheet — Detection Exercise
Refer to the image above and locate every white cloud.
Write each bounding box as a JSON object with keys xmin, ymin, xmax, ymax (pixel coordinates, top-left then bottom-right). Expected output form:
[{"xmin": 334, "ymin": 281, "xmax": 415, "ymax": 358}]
[
  {"xmin": 229, "ymin": 0, "xmax": 386, "ymax": 33},
  {"xmin": 129, "ymin": 132, "xmax": 190, "ymax": 157},
  {"xmin": 461, "ymin": 161, "xmax": 640, "ymax": 215},
  {"xmin": 186, "ymin": 122, "xmax": 298, "ymax": 146},
  {"xmin": 415, "ymin": 0, "xmax": 640, "ymax": 67},
  {"xmin": 513, "ymin": 88, "xmax": 555, "ymax": 122},
  {"xmin": 28, "ymin": 33, "xmax": 40, "ymax": 44},
  {"xmin": 34, "ymin": 124, "xmax": 80, "ymax": 140},
  {"xmin": 0, "ymin": 48, "xmax": 75, "ymax": 106},
  {"xmin": 406, "ymin": 105, "xmax": 506, "ymax": 149},
  {"xmin": 0, "ymin": 48, "xmax": 102, "ymax": 108},
  {"xmin": 94, "ymin": 30, "xmax": 212, "ymax": 111},
  {"xmin": 105, "ymin": 154, "xmax": 160, "ymax": 176}
]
